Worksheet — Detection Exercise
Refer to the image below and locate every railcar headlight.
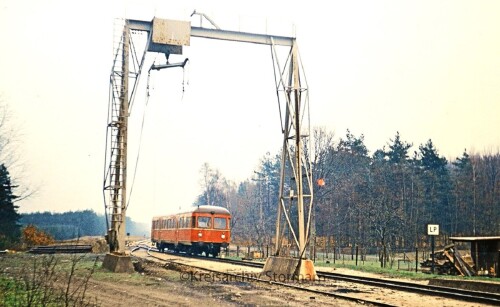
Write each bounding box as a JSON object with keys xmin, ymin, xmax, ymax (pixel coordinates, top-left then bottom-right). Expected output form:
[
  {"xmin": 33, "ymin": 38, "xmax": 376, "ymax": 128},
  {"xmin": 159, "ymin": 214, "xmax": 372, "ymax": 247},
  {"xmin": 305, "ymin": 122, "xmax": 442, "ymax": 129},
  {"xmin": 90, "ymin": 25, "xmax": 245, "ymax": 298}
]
[
  {"xmin": 198, "ymin": 232, "xmax": 202, "ymax": 237},
  {"xmin": 221, "ymin": 234, "xmax": 226, "ymax": 239}
]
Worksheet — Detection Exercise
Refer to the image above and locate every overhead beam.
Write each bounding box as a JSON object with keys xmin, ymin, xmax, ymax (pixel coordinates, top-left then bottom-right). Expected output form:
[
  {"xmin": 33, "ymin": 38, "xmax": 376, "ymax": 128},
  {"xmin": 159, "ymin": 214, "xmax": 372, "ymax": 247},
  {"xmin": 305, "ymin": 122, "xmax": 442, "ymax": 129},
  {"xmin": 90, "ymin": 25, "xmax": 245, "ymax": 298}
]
[
  {"xmin": 190, "ymin": 27, "xmax": 294, "ymax": 46},
  {"xmin": 127, "ymin": 19, "xmax": 295, "ymax": 47}
]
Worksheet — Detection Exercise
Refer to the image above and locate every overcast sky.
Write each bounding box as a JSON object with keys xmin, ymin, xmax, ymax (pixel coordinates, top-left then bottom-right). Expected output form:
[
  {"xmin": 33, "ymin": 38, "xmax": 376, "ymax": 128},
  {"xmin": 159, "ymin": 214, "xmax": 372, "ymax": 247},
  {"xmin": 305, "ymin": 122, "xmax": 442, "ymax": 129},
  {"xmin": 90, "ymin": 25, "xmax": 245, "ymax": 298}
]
[{"xmin": 1, "ymin": 0, "xmax": 499, "ymax": 224}]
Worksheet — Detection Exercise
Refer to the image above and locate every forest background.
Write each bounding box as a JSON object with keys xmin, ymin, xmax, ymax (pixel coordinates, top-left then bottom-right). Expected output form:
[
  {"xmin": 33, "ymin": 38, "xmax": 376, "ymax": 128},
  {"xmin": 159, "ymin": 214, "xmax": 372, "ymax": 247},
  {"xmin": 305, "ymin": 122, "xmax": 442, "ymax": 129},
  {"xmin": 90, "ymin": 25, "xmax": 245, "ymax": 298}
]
[{"xmin": 1, "ymin": 125, "xmax": 499, "ymax": 257}]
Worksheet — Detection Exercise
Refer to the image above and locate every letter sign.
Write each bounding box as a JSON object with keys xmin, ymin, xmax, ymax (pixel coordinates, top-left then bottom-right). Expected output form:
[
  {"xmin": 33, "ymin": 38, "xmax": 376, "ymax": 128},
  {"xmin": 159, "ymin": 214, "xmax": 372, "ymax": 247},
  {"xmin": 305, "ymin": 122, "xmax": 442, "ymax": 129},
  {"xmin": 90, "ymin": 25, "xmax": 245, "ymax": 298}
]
[{"xmin": 427, "ymin": 224, "xmax": 439, "ymax": 236}]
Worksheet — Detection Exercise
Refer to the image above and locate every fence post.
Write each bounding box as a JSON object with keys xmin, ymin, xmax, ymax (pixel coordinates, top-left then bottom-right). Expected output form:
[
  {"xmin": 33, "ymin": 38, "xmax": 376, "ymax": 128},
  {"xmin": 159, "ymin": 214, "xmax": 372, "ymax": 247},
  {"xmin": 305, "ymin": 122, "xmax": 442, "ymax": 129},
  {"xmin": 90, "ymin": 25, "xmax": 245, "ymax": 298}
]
[
  {"xmin": 355, "ymin": 245, "xmax": 359, "ymax": 266},
  {"xmin": 237, "ymin": 245, "xmax": 239, "ymax": 258},
  {"xmin": 313, "ymin": 244, "xmax": 316, "ymax": 263},
  {"xmin": 415, "ymin": 248, "xmax": 418, "ymax": 272},
  {"xmin": 326, "ymin": 237, "xmax": 329, "ymax": 260},
  {"xmin": 383, "ymin": 245, "xmax": 387, "ymax": 268}
]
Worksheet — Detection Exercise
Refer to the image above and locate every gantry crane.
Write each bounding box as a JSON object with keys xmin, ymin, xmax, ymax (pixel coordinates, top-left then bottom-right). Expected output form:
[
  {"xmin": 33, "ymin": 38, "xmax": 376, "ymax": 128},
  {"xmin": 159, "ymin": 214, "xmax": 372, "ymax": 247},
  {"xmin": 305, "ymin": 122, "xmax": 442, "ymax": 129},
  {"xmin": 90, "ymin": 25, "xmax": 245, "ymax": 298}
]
[{"xmin": 102, "ymin": 13, "xmax": 316, "ymax": 279}]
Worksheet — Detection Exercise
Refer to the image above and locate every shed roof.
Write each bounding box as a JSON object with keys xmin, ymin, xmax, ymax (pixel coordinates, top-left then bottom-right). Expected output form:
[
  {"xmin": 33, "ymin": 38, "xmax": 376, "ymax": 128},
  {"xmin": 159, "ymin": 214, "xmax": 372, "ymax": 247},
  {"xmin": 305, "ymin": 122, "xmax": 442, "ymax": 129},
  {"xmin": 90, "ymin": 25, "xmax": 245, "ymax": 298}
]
[{"xmin": 449, "ymin": 236, "xmax": 500, "ymax": 242}]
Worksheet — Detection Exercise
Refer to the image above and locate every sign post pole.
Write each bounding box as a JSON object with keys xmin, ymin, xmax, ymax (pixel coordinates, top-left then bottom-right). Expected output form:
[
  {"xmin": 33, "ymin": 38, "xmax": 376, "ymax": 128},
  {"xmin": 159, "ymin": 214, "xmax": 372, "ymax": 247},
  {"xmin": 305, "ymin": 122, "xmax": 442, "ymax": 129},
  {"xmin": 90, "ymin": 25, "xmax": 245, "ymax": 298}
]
[
  {"xmin": 431, "ymin": 236, "xmax": 435, "ymax": 274},
  {"xmin": 426, "ymin": 224, "xmax": 440, "ymax": 275}
]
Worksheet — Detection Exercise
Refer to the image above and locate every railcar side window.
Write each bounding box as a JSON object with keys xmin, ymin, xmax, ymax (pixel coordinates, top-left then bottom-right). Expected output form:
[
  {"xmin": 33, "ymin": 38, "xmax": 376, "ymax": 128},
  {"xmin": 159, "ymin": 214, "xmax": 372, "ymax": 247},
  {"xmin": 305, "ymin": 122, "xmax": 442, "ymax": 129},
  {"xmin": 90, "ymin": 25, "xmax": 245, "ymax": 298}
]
[
  {"xmin": 214, "ymin": 217, "xmax": 227, "ymax": 229},
  {"xmin": 197, "ymin": 216, "xmax": 211, "ymax": 228}
]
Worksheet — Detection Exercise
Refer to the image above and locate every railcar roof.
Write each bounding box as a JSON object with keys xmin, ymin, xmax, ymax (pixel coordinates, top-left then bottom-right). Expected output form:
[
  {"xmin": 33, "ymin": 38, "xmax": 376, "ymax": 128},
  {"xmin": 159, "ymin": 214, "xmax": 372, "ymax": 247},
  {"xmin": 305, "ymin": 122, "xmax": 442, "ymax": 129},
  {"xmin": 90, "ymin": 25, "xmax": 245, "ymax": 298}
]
[
  {"xmin": 190, "ymin": 205, "xmax": 230, "ymax": 214},
  {"xmin": 153, "ymin": 205, "xmax": 230, "ymax": 219}
]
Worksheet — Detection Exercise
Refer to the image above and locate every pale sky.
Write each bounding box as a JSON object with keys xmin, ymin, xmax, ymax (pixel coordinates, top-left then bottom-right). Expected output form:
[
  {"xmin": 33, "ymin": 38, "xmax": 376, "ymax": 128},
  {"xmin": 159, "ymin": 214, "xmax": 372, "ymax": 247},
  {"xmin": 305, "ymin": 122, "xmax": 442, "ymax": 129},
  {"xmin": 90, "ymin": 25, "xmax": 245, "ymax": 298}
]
[{"xmin": 1, "ymin": 0, "xmax": 499, "ymax": 224}]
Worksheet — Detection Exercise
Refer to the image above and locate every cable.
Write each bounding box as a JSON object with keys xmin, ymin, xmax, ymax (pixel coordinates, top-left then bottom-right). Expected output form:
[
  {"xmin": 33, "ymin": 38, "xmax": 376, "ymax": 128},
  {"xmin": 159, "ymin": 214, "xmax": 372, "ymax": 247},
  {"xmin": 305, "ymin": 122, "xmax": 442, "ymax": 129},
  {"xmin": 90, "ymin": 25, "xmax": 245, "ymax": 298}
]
[
  {"xmin": 126, "ymin": 70, "xmax": 151, "ymax": 209},
  {"xmin": 181, "ymin": 59, "xmax": 190, "ymax": 101}
]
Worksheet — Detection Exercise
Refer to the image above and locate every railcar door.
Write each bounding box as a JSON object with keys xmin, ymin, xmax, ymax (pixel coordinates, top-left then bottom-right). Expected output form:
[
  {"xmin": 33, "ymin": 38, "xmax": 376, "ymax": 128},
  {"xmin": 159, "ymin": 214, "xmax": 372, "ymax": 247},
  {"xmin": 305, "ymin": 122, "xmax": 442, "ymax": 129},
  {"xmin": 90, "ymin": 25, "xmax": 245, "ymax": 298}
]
[{"xmin": 174, "ymin": 216, "xmax": 179, "ymax": 246}]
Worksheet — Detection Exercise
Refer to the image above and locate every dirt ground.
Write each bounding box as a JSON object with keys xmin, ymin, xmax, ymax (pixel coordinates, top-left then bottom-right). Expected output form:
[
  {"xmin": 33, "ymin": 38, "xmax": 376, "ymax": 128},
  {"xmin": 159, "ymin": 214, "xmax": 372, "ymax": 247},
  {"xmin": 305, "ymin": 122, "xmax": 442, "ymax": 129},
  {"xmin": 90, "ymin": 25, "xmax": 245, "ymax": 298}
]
[
  {"xmin": 2, "ymin": 239, "xmax": 497, "ymax": 307},
  {"xmin": 0, "ymin": 251, "xmax": 357, "ymax": 306},
  {"xmin": 86, "ymin": 255, "xmax": 360, "ymax": 307},
  {"xmin": 83, "ymin": 252, "xmax": 496, "ymax": 307}
]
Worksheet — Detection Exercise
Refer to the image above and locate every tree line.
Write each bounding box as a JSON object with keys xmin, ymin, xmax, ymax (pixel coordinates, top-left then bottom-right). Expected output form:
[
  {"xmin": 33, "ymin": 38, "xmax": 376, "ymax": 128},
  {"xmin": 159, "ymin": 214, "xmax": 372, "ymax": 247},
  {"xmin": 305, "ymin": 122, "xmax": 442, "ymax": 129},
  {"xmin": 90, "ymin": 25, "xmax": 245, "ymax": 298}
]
[
  {"xmin": 1, "ymin": 114, "xmax": 498, "ymax": 254},
  {"xmin": 196, "ymin": 128, "xmax": 500, "ymax": 257},
  {"xmin": 0, "ymin": 100, "xmax": 149, "ymax": 248},
  {"xmin": 19, "ymin": 211, "xmax": 149, "ymax": 241}
]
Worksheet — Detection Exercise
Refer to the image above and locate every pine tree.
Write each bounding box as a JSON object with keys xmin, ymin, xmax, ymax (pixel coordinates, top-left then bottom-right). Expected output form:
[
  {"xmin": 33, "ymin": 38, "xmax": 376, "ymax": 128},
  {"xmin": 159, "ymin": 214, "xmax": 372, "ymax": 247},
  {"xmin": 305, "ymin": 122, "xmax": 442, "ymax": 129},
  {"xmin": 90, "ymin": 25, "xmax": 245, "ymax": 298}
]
[
  {"xmin": 417, "ymin": 140, "xmax": 452, "ymax": 234},
  {"xmin": 385, "ymin": 132, "xmax": 413, "ymax": 248},
  {"xmin": 0, "ymin": 163, "xmax": 20, "ymax": 249},
  {"xmin": 451, "ymin": 150, "xmax": 474, "ymax": 234}
]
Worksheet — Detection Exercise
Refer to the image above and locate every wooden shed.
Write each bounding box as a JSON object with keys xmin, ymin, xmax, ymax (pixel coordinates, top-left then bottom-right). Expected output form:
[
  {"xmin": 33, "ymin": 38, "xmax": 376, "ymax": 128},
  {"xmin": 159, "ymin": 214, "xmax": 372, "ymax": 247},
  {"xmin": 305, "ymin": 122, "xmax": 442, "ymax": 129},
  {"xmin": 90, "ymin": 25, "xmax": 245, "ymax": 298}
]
[{"xmin": 450, "ymin": 236, "xmax": 500, "ymax": 277}]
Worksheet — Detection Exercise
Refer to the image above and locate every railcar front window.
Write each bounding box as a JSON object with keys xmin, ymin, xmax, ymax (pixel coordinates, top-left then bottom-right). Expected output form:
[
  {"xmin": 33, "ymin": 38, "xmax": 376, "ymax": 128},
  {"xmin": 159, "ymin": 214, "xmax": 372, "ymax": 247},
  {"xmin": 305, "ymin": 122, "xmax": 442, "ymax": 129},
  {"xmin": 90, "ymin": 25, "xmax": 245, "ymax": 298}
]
[
  {"xmin": 214, "ymin": 217, "xmax": 227, "ymax": 229},
  {"xmin": 197, "ymin": 217, "xmax": 211, "ymax": 228}
]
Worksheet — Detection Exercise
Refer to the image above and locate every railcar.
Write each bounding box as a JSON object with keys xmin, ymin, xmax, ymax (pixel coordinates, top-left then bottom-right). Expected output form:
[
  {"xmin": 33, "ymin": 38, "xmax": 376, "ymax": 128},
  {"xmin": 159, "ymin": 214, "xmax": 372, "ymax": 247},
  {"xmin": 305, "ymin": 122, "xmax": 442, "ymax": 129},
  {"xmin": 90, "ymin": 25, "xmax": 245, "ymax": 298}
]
[{"xmin": 151, "ymin": 205, "xmax": 231, "ymax": 257}]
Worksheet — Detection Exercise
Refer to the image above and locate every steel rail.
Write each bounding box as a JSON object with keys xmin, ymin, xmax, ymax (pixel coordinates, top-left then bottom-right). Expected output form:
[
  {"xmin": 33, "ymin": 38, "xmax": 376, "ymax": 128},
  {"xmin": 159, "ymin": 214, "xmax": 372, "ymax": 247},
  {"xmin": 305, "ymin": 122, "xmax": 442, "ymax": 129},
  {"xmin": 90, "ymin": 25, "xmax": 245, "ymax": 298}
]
[
  {"xmin": 132, "ymin": 245, "xmax": 500, "ymax": 306},
  {"xmin": 318, "ymin": 271, "xmax": 500, "ymax": 306},
  {"xmin": 131, "ymin": 245, "xmax": 394, "ymax": 307}
]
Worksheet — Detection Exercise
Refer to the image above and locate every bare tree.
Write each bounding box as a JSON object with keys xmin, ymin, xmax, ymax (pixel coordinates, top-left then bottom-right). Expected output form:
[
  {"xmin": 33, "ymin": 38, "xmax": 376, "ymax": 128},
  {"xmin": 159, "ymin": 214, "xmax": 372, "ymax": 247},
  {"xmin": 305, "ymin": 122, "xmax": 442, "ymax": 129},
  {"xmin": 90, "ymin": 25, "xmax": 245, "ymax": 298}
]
[
  {"xmin": 0, "ymin": 98, "xmax": 37, "ymax": 202},
  {"xmin": 0, "ymin": 101, "xmax": 17, "ymax": 165},
  {"xmin": 197, "ymin": 162, "xmax": 230, "ymax": 206}
]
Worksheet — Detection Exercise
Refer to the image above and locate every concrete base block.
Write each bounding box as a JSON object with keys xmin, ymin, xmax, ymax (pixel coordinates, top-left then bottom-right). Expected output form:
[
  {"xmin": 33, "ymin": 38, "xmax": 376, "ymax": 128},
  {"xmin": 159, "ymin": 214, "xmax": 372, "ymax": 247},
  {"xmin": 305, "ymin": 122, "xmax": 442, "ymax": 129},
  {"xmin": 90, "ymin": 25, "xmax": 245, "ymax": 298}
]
[
  {"xmin": 102, "ymin": 253, "xmax": 135, "ymax": 273},
  {"xmin": 262, "ymin": 256, "xmax": 317, "ymax": 281}
]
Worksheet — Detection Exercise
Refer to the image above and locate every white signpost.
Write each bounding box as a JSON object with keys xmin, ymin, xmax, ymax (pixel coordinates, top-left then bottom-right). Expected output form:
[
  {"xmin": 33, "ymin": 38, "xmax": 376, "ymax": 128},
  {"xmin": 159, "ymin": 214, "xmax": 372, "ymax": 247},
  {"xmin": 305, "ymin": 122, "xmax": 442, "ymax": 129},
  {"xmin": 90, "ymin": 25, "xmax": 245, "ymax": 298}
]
[
  {"xmin": 427, "ymin": 224, "xmax": 439, "ymax": 236},
  {"xmin": 426, "ymin": 224, "xmax": 440, "ymax": 274}
]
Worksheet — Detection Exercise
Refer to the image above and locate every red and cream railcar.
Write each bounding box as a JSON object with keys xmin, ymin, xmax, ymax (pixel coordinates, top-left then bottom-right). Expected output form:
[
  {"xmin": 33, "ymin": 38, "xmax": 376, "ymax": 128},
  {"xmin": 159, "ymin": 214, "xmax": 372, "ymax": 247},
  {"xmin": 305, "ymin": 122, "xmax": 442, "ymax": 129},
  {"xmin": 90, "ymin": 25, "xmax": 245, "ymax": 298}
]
[{"xmin": 151, "ymin": 205, "xmax": 230, "ymax": 257}]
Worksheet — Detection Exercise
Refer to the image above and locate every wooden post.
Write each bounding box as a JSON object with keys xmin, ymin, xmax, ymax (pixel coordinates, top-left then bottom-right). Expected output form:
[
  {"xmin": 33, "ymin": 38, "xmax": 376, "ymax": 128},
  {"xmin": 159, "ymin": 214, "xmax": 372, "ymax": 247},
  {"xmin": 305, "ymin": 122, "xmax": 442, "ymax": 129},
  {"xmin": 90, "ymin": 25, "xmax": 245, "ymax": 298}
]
[{"xmin": 415, "ymin": 248, "xmax": 418, "ymax": 273}]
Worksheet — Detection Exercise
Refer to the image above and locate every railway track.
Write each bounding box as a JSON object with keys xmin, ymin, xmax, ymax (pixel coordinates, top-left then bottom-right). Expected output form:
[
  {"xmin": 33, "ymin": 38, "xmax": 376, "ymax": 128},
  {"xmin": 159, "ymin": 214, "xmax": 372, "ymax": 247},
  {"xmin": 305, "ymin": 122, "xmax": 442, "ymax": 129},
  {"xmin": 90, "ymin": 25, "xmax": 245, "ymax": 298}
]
[
  {"xmin": 132, "ymin": 245, "xmax": 393, "ymax": 306},
  {"xmin": 132, "ymin": 244, "xmax": 500, "ymax": 306},
  {"xmin": 212, "ymin": 255, "xmax": 500, "ymax": 305}
]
